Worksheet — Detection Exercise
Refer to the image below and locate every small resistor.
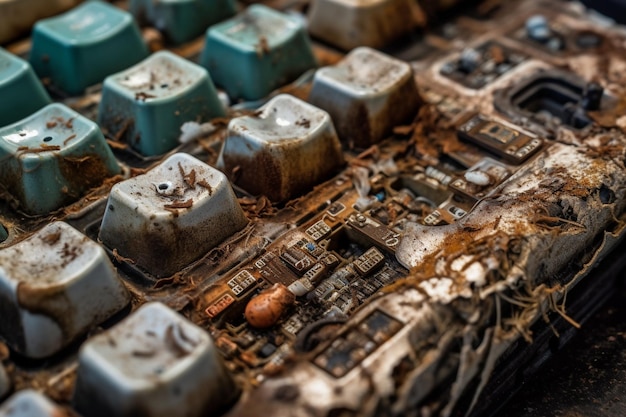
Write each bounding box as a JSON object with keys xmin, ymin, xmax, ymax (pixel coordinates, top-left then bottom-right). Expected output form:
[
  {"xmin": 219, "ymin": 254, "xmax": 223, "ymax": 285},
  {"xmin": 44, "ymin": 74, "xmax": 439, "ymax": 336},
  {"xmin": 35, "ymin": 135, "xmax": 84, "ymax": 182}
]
[
  {"xmin": 425, "ymin": 166, "xmax": 452, "ymax": 185},
  {"xmin": 288, "ymin": 277, "xmax": 314, "ymax": 297}
]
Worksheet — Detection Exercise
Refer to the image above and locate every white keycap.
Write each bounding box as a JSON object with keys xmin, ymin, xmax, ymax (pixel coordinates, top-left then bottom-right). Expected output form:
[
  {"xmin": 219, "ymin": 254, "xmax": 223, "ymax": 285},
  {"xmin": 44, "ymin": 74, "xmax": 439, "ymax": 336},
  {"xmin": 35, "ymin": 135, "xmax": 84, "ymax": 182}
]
[
  {"xmin": 308, "ymin": 0, "xmax": 418, "ymax": 50},
  {"xmin": 73, "ymin": 302, "xmax": 239, "ymax": 417},
  {"xmin": 220, "ymin": 94, "xmax": 344, "ymax": 202},
  {"xmin": 0, "ymin": 222, "xmax": 131, "ymax": 359},
  {"xmin": 29, "ymin": 2, "xmax": 148, "ymax": 95},
  {"xmin": 99, "ymin": 153, "xmax": 248, "ymax": 277},
  {"xmin": 309, "ymin": 47, "xmax": 421, "ymax": 148},
  {"xmin": 0, "ymin": 390, "xmax": 64, "ymax": 417}
]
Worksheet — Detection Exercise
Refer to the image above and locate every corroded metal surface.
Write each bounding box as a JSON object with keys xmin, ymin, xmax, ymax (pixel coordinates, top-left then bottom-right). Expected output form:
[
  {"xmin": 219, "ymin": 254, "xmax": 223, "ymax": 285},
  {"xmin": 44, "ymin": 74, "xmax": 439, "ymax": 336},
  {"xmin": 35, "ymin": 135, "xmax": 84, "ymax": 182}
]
[{"xmin": 1, "ymin": 0, "xmax": 625, "ymax": 416}]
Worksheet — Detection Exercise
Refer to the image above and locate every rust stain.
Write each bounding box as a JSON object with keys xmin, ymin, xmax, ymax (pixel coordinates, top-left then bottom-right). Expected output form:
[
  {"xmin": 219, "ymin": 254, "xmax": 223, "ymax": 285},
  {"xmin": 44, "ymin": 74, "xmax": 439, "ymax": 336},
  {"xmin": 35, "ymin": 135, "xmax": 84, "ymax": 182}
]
[{"xmin": 164, "ymin": 199, "xmax": 194, "ymax": 210}]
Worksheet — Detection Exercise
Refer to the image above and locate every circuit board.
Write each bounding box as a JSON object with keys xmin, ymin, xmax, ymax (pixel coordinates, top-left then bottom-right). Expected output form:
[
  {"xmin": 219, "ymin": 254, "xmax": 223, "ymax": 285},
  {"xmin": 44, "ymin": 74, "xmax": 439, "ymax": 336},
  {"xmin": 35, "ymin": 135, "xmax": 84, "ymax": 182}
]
[{"xmin": 1, "ymin": 1, "xmax": 626, "ymax": 417}]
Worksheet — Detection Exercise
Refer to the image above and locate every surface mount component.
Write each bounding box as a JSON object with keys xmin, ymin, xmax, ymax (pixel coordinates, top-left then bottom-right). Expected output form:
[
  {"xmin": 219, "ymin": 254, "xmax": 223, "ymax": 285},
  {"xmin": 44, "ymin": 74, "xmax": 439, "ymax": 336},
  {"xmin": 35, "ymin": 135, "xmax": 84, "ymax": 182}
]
[{"xmin": 0, "ymin": 1, "xmax": 625, "ymax": 417}]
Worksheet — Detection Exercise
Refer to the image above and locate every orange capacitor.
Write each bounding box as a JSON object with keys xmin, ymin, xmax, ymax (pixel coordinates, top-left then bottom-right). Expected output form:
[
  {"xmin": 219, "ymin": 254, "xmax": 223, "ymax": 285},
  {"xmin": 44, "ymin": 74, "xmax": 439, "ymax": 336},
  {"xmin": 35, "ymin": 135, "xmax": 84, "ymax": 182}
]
[{"xmin": 245, "ymin": 283, "xmax": 296, "ymax": 328}]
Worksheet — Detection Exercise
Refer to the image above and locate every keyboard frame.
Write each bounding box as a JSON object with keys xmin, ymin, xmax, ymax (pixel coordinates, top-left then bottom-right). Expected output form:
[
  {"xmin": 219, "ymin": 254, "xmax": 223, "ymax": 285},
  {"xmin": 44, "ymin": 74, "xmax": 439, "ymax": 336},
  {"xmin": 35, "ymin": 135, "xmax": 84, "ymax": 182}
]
[{"xmin": 1, "ymin": 1, "xmax": 626, "ymax": 416}]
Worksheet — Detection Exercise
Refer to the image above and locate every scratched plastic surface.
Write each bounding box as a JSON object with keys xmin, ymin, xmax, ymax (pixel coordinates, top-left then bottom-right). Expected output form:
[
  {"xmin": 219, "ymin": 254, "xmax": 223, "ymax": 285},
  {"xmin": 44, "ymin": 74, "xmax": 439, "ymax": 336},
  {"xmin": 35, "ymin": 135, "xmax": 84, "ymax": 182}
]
[{"xmin": 1, "ymin": 1, "xmax": 626, "ymax": 417}]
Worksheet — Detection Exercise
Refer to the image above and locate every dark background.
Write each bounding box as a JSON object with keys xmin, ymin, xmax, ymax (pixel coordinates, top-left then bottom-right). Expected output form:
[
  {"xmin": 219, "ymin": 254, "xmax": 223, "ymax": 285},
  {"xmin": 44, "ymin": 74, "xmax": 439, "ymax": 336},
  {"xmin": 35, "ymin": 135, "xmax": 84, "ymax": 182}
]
[{"xmin": 499, "ymin": 282, "xmax": 626, "ymax": 417}]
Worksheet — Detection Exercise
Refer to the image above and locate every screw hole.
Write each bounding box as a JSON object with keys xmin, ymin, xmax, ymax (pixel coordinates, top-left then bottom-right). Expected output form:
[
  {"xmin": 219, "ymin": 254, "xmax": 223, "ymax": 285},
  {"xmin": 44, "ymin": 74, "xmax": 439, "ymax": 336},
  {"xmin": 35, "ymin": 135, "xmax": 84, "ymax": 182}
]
[
  {"xmin": 154, "ymin": 181, "xmax": 174, "ymax": 195},
  {"xmin": 43, "ymin": 136, "xmax": 53, "ymax": 142}
]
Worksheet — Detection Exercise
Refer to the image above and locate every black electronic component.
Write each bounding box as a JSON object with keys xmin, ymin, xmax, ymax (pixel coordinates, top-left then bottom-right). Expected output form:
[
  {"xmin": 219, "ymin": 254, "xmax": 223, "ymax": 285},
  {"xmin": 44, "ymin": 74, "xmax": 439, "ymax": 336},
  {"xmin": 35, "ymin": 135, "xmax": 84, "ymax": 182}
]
[
  {"xmin": 253, "ymin": 251, "xmax": 300, "ymax": 286},
  {"xmin": 227, "ymin": 269, "xmax": 259, "ymax": 297},
  {"xmin": 280, "ymin": 246, "xmax": 315, "ymax": 276},
  {"xmin": 458, "ymin": 115, "xmax": 543, "ymax": 163},
  {"xmin": 494, "ymin": 70, "xmax": 605, "ymax": 131},
  {"xmin": 346, "ymin": 215, "xmax": 401, "ymax": 254},
  {"xmin": 258, "ymin": 342, "xmax": 277, "ymax": 358},
  {"xmin": 439, "ymin": 42, "xmax": 526, "ymax": 89},
  {"xmin": 353, "ymin": 247, "xmax": 385, "ymax": 277},
  {"xmin": 305, "ymin": 219, "xmax": 332, "ymax": 241},
  {"xmin": 313, "ymin": 310, "xmax": 403, "ymax": 377}
]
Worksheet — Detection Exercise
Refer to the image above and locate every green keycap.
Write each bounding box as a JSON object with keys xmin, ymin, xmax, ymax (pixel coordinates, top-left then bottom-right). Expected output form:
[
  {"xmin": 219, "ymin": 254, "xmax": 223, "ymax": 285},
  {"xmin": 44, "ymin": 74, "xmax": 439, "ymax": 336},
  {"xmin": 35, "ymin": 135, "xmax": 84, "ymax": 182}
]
[
  {"xmin": 29, "ymin": 1, "xmax": 148, "ymax": 95},
  {"xmin": 98, "ymin": 50, "xmax": 225, "ymax": 156},
  {"xmin": 129, "ymin": 0, "xmax": 237, "ymax": 45},
  {"xmin": 0, "ymin": 47, "xmax": 51, "ymax": 128},
  {"xmin": 200, "ymin": 4, "xmax": 317, "ymax": 101},
  {"xmin": 0, "ymin": 103, "xmax": 121, "ymax": 215}
]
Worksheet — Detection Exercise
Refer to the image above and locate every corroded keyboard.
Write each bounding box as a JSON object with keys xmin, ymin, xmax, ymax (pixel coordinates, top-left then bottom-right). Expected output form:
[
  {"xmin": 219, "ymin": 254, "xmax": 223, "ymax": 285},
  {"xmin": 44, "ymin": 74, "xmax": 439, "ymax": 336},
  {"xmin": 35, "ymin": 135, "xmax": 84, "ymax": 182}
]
[{"xmin": 1, "ymin": 1, "xmax": 626, "ymax": 416}]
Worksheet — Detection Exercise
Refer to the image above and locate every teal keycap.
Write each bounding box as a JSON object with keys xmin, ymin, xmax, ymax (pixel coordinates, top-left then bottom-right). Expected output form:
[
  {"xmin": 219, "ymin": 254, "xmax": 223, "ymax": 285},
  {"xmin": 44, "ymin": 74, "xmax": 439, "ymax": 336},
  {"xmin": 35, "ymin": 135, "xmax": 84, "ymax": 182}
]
[
  {"xmin": 200, "ymin": 4, "xmax": 317, "ymax": 101},
  {"xmin": 129, "ymin": 0, "xmax": 237, "ymax": 45},
  {"xmin": 98, "ymin": 50, "xmax": 225, "ymax": 156},
  {"xmin": 0, "ymin": 48, "xmax": 51, "ymax": 128},
  {"xmin": 0, "ymin": 103, "xmax": 121, "ymax": 215},
  {"xmin": 29, "ymin": 1, "xmax": 148, "ymax": 96}
]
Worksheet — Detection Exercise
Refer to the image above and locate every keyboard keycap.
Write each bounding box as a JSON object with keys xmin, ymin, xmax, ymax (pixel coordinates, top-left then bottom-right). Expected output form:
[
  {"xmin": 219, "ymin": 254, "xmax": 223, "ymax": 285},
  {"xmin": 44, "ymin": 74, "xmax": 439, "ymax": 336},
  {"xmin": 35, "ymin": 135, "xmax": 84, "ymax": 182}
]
[
  {"xmin": 73, "ymin": 302, "xmax": 239, "ymax": 417},
  {"xmin": 0, "ymin": 0, "xmax": 80, "ymax": 44},
  {"xmin": 98, "ymin": 50, "xmax": 225, "ymax": 156},
  {"xmin": 29, "ymin": 2, "xmax": 148, "ymax": 95},
  {"xmin": 200, "ymin": 4, "xmax": 317, "ymax": 101},
  {"xmin": 0, "ymin": 103, "xmax": 121, "ymax": 215},
  {"xmin": 129, "ymin": 0, "xmax": 237, "ymax": 45},
  {"xmin": 307, "ymin": 0, "xmax": 418, "ymax": 50},
  {"xmin": 309, "ymin": 47, "xmax": 421, "ymax": 148},
  {"xmin": 221, "ymin": 94, "xmax": 344, "ymax": 202},
  {"xmin": 99, "ymin": 153, "xmax": 248, "ymax": 277},
  {"xmin": 0, "ymin": 48, "xmax": 51, "ymax": 128},
  {"xmin": 0, "ymin": 390, "xmax": 63, "ymax": 417},
  {"xmin": 0, "ymin": 222, "xmax": 131, "ymax": 359}
]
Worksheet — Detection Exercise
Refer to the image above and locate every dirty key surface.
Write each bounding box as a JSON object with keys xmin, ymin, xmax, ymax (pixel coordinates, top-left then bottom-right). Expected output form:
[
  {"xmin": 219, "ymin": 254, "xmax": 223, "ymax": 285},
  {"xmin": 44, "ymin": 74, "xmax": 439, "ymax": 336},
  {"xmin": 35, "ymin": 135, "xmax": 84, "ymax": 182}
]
[{"xmin": 1, "ymin": 1, "xmax": 626, "ymax": 416}]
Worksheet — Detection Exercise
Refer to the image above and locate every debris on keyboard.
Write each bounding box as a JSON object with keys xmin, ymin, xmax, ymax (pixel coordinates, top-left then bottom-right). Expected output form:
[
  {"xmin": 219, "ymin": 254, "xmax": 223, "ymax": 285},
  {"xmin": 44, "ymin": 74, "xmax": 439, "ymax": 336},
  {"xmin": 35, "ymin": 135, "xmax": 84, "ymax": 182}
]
[{"xmin": 1, "ymin": 1, "xmax": 626, "ymax": 416}]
